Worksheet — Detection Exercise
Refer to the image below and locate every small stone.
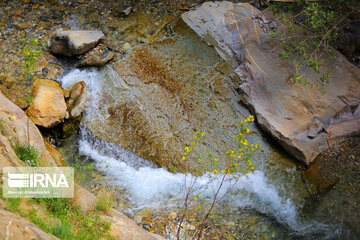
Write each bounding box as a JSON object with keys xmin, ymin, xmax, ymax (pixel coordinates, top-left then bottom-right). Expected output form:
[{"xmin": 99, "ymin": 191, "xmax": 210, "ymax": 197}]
[
  {"xmin": 122, "ymin": 42, "xmax": 131, "ymax": 51},
  {"xmin": 269, "ymin": 21, "xmax": 277, "ymax": 30},
  {"xmin": 261, "ymin": 15, "xmax": 269, "ymax": 24},
  {"xmin": 142, "ymin": 224, "xmax": 150, "ymax": 231},
  {"xmin": 123, "ymin": 6, "xmax": 132, "ymax": 16}
]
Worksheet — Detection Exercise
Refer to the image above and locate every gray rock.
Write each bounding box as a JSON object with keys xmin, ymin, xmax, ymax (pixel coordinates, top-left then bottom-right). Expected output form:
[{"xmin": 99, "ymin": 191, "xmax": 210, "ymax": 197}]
[
  {"xmin": 182, "ymin": 1, "xmax": 360, "ymax": 165},
  {"xmin": 48, "ymin": 30, "xmax": 105, "ymax": 56}
]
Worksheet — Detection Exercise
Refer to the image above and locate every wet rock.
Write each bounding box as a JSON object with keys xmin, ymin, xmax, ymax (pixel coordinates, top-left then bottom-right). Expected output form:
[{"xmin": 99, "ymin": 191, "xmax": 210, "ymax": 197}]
[
  {"xmin": 182, "ymin": 1, "xmax": 360, "ymax": 165},
  {"xmin": 43, "ymin": 137, "xmax": 66, "ymax": 167},
  {"xmin": 26, "ymin": 79, "xmax": 67, "ymax": 128},
  {"xmin": 78, "ymin": 44, "xmax": 114, "ymax": 67},
  {"xmin": 62, "ymin": 117, "xmax": 81, "ymax": 138},
  {"xmin": 66, "ymin": 81, "xmax": 87, "ymax": 118},
  {"xmin": 48, "ymin": 29, "xmax": 105, "ymax": 56}
]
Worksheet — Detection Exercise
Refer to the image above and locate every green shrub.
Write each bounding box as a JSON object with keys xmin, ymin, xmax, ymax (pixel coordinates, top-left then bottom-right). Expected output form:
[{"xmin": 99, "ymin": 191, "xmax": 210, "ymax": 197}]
[
  {"xmin": 15, "ymin": 145, "xmax": 38, "ymax": 167},
  {"xmin": 5, "ymin": 198, "xmax": 21, "ymax": 212},
  {"xmin": 24, "ymin": 94, "xmax": 33, "ymax": 105},
  {"xmin": 28, "ymin": 210, "xmax": 48, "ymax": 232},
  {"xmin": 268, "ymin": 0, "xmax": 360, "ymax": 93},
  {"xmin": 96, "ymin": 195, "xmax": 114, "ymax": 213},
  {"xmin": 36, "ymin": 198, "xmax": 71, "ymax": 217},
  {"xmin": 30, "ymin": 198, "xmax": 113, "ymax": 239},
  {"xmin": 51, "ymin": 221, "xmax": 73, "ymax": 240}
]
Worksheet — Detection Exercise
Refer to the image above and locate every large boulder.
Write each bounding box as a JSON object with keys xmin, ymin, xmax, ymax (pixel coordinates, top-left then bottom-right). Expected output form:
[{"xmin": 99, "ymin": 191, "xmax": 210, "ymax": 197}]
[
  {"xmin": 49, "ymin": 30, "xmax": 105, "ymax": 56},
  {"xmin": 26, "ymin": 79, "xmax": 67, "ymax": 128},
  {"xmin": 182, "ymin": 1, "xmax": 360, "ymax": 165}
]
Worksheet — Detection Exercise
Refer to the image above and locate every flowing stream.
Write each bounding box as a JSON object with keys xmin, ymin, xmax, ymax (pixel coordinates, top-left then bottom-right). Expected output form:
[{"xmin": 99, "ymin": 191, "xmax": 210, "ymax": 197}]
[{"xmin": 58, "ymin": 68, "xmax": 339, "ymax": 239}]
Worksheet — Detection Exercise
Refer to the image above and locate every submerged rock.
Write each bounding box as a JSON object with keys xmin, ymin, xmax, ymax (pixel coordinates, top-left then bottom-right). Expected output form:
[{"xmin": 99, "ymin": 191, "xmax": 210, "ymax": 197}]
[
  {"xmin": 26, "ymin": 79, "xmax": 67, "ymax": 128},
  {"xmin": 182, "ymin": 1, "xmax": 360, "ymax": 165},
  {"xmin": 48, "ymin": 30, "xmax": 105, "ymax": 56},
  {"xmin": 84, "ymin": 19, "xmax": 264, "ymax": 172}
]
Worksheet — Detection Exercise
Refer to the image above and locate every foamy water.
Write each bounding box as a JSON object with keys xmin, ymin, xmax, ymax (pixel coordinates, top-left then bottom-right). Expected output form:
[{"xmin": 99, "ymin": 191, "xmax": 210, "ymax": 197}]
[
  {"xmin": 59, "ymin": 68, "xmax": 336, "ymax": 238},
  {"xmin": 78, "ymin": 126, "xmax": 297, "ymax": 227}
]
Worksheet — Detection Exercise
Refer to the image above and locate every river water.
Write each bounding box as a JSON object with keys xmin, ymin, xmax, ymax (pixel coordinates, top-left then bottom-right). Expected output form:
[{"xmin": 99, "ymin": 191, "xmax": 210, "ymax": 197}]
[{"xmin": 58, "ymin": 67, "xmax": 342, "ymax": 240}]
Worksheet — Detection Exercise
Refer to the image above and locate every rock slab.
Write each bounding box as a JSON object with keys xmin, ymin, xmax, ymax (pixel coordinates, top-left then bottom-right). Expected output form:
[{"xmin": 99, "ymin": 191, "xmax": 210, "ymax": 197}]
[
  {"xmin": 49, "ymin": 30, "xmax": 105, "ymax": 56},
  {"xmin": 0, "ymin": 209, "xmax": 59, "ymax": 240},
  {"xmin": 182, "ymin": 1, "xmax": 360, "ymax": 165}
]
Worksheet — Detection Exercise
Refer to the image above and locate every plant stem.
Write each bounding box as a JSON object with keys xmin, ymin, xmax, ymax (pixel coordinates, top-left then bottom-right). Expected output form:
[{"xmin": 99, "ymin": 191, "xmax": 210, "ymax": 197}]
[
  {"xmin": 193, "ymin": 173, "xmax": 226, "ymax": 240},
  {"xmin": 27, "ymin": 118, "xmax": 31, "ymax": 162}
]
